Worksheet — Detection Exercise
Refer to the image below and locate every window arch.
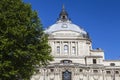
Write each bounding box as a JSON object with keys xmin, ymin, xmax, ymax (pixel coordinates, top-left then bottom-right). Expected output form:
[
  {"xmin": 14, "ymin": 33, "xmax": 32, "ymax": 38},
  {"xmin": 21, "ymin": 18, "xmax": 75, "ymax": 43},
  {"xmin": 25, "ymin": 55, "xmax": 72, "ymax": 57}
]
[
  {"xmin": 61, "ymin": 60, "xmax": 72, "ymax": 64},
  {"xmin": 64, "ymin": 45, "xmax": 68, "ymax": 53}
]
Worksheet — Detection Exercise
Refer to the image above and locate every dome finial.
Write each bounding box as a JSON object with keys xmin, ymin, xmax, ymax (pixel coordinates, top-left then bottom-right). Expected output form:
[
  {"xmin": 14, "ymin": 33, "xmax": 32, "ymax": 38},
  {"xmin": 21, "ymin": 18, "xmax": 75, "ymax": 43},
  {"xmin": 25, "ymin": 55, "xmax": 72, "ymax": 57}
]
[
  {"xmin": 62, "ymin": 4, "xmax": 65, "ymax": 10},
  {"xmin": 58, "ymin": 5, "xmax": 69, "ymax": 22}
]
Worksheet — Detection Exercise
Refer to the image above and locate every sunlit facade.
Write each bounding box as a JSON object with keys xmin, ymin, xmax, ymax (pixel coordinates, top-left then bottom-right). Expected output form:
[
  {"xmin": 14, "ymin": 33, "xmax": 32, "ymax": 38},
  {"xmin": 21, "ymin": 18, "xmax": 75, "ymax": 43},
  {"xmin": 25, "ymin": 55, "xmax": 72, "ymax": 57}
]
[{"xmin": 31, "ymin": 6, "xmax": 120, "ymax": 80}]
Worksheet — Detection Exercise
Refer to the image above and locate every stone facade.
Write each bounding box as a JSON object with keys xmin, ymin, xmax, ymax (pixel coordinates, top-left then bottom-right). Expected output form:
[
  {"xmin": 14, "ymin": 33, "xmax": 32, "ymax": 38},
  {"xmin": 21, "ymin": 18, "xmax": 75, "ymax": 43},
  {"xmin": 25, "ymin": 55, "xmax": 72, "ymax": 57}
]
[{"xmin": 31, "ymin": 6, "xmax": 120, "ymax": 80}]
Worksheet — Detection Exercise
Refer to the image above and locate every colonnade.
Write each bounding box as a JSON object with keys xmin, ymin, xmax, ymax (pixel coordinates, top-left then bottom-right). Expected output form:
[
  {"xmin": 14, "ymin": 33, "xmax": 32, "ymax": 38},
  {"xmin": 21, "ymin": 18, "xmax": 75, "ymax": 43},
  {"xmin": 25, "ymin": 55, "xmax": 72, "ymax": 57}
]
[{"xmin": 52, "ymin": 41, "xmax": 79, "ymax": 56}]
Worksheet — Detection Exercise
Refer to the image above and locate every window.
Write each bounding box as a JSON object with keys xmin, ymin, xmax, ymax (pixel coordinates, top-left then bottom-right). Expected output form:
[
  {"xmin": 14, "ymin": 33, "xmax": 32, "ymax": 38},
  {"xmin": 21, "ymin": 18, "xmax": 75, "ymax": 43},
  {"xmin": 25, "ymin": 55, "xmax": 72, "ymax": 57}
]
[
  {"xmin": 64, "ymin": 45, "xmax": 68, "ymax": 53},
  {"xmin": 61, "ymin": 60, "xmax": 72, "ymax": 64},
  {"xmin": 57, "ymin": 46, "xmax": 60, "ymax": 53},
  {"xmin": 93, "ymin": 59, "xmax": 97, "ymax": 64},
  {"xmin": 110, "ymin": 63, "xmax": 115, "ymax": 66},
  {"xmin": 106, "ymin": 71, "xmax": 111, "ymax": 74},
  {"xmin": 93, "ymin": 70, "xmax": 98, "ymax": 73},
  {"xmin": 72, "ymin": 47, "xmax": 76, "ymax": 54},
  {"xmin": 79, "ymin": 69, "xmax": 83, "ymax": 72},
  {"xmin": 62, "ymin": 15, "xmax": 65, "ymax": 19},
  {"xmin": 50, "ymin": 69, "xmax": 54, "ymax": 72},
  {"xmin": 62, "ymin": 70, "xmax": 71, "ymax": 80},
  {"xmin": 63, "ymin": 60, "xmax": 69, "ymax": 64},
  {"xmin": 115, "ymin": 71, "xmax": 119, "ymax": 74},
  {"xmin": 62, "ymin": 24, "xmax": 68, "ymax": 28}
]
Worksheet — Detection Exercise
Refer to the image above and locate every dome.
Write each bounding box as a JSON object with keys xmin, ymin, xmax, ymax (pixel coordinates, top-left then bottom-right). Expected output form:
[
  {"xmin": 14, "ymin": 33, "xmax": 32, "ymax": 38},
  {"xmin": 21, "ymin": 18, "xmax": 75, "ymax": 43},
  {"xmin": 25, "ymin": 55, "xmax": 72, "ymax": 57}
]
[
  {"xmin": 44, "ymin": 5, "xmax": 90, "ymax": 39},
  {"xmin": 45, "ymin": 20, "xmax": 87, "ymax": 34}
]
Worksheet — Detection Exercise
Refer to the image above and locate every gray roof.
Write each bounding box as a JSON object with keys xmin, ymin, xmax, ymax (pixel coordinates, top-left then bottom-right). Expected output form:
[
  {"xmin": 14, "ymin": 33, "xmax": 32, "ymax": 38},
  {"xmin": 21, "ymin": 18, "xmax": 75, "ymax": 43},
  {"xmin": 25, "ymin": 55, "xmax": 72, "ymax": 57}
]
[
  {"xmin": 45, "ymin": 5, "xmax": 87, "ymax": 35},
  {"xmin": 45, "ymin": 20, "xmax": 87, "ymax": 34}
]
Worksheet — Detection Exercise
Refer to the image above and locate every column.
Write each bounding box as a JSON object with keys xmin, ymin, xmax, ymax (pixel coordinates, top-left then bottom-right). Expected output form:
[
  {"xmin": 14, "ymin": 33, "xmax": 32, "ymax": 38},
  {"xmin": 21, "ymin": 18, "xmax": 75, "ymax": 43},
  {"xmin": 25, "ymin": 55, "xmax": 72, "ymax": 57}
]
[
  {"xmin": 43, "ymin": 68, "xmax": 46, "ymax": 80},
  {"xmin": 70, "ymin": 41, "xmax": 72, "ymax": 56},
  {"xmin": 61, "ymin": 41, "xmax": 63, "ymax": 55},
  {"xmin": 52, "ymin": 41, "xmax": 55, "ymax": 55},
  {"xmin": 75, "ymin": 41, "xmax": 77, "ymax": 56},
  {"xmin": 69, "ymin": 41, "xmax": 71, "ymax": 56},
  {"xmin": 87, "ymin": 69, "xmax": 90, "ymax": 80},
  {"xmin": 60, "ymin": 41, "xmax": 61, "ymax": 55},
  {"xmin": 78, "ymin": 41, "xmax": 81, "ymax": 56},
  {"xmin": 102, "ymin": 70, "xmax": 105, "ymax": 80},
  {"xmin": 54, "ymin": 41, "xmax": 56, "ymax": 56}
]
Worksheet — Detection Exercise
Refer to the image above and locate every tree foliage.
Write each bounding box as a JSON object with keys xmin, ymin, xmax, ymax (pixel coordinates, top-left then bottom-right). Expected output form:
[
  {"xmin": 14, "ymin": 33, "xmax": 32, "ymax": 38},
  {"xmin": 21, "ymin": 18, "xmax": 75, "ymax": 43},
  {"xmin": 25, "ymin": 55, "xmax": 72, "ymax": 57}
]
[{"xmin": 0, "ymin": 0, "xmax": 53, "ymax": 79}]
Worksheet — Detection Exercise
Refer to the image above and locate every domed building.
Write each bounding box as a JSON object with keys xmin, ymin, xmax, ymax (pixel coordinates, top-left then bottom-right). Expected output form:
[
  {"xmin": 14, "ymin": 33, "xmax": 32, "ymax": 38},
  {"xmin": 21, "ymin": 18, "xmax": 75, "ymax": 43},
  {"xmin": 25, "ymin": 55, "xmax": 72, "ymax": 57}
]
[{"xmin": 31, "ymin": 6, "xmax": 120, "ymax": 80}]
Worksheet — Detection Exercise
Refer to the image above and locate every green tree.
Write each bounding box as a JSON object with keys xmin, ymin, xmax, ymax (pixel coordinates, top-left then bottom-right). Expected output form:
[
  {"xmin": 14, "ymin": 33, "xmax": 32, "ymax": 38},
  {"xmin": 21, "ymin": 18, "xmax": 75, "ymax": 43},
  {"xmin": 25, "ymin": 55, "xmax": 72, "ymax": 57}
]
[{"xmin": 0, "ymin": 0, "xmax": 53, "ymax": 80}]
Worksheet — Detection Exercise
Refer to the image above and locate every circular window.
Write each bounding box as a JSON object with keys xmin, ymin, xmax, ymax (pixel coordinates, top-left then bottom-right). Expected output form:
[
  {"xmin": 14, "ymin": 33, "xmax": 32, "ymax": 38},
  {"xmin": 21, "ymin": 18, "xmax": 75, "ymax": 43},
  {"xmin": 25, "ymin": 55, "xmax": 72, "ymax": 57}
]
[{"xmin": 62, "ymin": 24, "xmax": 68, "ymax": 28}]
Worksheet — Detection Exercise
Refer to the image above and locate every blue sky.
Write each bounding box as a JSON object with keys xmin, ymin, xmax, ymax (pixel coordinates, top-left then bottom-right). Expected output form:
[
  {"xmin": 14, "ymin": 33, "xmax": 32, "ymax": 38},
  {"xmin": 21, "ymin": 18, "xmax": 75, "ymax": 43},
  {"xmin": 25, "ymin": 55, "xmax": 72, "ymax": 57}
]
[{"xmin": 23, "ymin": 0, "xmax": 120, "ymax": 60}]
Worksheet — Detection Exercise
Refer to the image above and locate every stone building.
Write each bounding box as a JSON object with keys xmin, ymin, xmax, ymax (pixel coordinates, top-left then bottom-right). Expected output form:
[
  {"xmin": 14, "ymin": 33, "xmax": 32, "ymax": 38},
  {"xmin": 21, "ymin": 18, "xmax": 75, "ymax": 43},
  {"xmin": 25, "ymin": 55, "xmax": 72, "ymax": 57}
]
[{"xmin": 31, "ymin": 6, "xmax": 120, "ymax": 80}]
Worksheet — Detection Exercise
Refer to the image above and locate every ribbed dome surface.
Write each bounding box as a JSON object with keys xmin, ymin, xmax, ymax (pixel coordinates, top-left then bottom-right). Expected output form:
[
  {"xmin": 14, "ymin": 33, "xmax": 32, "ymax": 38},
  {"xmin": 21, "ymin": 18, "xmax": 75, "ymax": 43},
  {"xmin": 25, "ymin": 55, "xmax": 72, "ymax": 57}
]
[{"xmin": 45, "ymin": 20, "xmax": 87, "ymax": 34}]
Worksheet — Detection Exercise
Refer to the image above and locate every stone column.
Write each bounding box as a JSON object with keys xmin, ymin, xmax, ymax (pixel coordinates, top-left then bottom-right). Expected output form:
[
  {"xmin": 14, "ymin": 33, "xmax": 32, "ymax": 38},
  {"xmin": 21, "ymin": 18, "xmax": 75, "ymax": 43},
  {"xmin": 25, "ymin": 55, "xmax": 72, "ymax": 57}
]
[
  {"xmin": 70, "ymin": 41, "xmax": 72, "ymax": 56},
  {"xmin": 75, "ymin": 41, "xmax": 77, "ymax": 56},
  {"xmin": 54, "ymin": 41, "xmax": 56, "ymax": 56},
  {"xmin": 87, "ymin": 69, "xmax": 90, "ymax": 80},
  {"xmin": 78, "ymin": 41, "xmax": 80, "ymax": 56},
  {"xmin": 61, "ymin": 41, "xmax": 63, "ymax": 55},
  {"xmin": 77, "ymin": 41, "xmax": 78, "ymax": 56},
  {"xmin": 51, "ymin": 41, "xmax": 55, "ymax": 56},
  {"xmin": 68, "ymin": 41, "xmax": 71, "ymax": 56},
  {"xmin": 60, "ymin": 41, "xmax": 62, "ymax": 55},
  {"xmin": 102, "ymin": 70, "xmax": 105, "ymax": 80}
]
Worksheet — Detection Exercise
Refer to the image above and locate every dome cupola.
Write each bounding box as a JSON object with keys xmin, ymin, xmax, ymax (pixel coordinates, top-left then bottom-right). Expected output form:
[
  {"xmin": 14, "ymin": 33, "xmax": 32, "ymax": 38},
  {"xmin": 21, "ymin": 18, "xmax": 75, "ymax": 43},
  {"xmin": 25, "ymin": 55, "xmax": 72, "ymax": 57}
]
[
  {"xmin": 58, "ymin": 5, "xmax": 69, "ymax": 22},
  {"xmin": 45, "ymin": 5, "xmax": 90, "ymax": 40}
]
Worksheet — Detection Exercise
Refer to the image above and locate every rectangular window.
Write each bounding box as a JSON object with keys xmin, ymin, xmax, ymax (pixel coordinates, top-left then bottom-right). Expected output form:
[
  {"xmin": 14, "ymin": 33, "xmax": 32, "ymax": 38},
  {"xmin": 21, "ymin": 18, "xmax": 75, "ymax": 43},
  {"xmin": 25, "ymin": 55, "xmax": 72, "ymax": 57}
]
[
  {"xmin": 106, "ymin": 71, "xmax": 111, "ymax": 74},
  {"xmin": 93, "ymin": 59, "xmax": 97, "ymax": 64},
  {"xmin": 72, "ymin": 47, "xmax": 76, "ymax": 54}
]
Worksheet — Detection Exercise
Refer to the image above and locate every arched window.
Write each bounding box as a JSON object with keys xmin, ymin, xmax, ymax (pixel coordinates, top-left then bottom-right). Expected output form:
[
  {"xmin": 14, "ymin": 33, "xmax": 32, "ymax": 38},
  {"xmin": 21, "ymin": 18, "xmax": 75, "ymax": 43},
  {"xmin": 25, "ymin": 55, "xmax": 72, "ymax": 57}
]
[
  {"xmin": 93, "ymin": 70, "xmax": 98, "ymax": 73},
  {"xmin": 57, "ymin": 46, "xmax": 60, "ymax": 53},
  {"xmin": 61, "ymin": 60, "xmax": 72, "ymax": 64},
  {"xmin": 64, "ymin": 45, "xmax": 68, "ymax": 53},
  {"xmin": 62, "ymin": 70, "xmax": 71, "ymax": 80}
]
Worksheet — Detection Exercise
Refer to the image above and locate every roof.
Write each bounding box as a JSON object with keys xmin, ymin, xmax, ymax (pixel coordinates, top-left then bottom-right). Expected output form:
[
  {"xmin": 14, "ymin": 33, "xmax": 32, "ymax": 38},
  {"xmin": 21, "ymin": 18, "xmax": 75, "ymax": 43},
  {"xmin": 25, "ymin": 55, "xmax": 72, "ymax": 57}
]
[
  {"xmin": 45, "ymin": 20, "xmax": 87, "ymax": 34},
  {"xmin": 44, "ymin": 5, "xmax": 89, "ymax": 38}
]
